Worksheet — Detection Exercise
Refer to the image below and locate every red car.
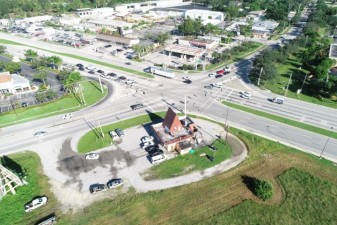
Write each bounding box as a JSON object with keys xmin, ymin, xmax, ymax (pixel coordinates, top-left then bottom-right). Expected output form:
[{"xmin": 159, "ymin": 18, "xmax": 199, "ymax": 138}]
[{"xmin": 216, "ymin": 70, "xmax": 224, "ymax": 75}]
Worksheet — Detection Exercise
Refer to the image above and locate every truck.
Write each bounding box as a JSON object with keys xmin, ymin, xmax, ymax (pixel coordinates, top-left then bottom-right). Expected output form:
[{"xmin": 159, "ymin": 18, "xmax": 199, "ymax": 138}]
[
  {"xmin": 25, "ymin": 197, "xmax": 48, "ymax": 212},
  {"xmin": 150, "ymin": 66, "xmax": 175, "ymax": 78}
]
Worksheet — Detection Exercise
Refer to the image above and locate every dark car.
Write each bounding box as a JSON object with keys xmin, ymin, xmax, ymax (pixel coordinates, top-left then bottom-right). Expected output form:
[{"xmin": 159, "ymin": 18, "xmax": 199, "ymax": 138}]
[
  {"xmin": 107, "ymin": 72, "xmax": 117, "ymax": 77},
  {"xmin": 107, "ymin": 178, "xmax": 124, "ymax": 189},
  {"xmin": 183, "ymin": 79, "xmax": 192, "ymax": 84},
  {"xmin": 90, "ymin": 184, "xmax": 106, "ymax": 194},
  {"xmin": 88, "ymin": 70, "xmax": 95, "ymax": 74},
  {"xmin": 96, "ymin": 70, "xmax": 104, "ymax": 74},
  {"xmin": 149, "ymin": 150, "xmax": 163, "ymax": 157},
  {"xmin": 130, "ymin": 103, "xmax": 145, "ymax": 110},
  {"xmin": 215, "ymin": 75, "xmax": 223, "ymax": 78},
  {"xmin": 78, "ymin": 66, "xmax": 85, "ymax": 71},
  {"xmin": 204, "ymin": 85, "xmax": 213, "ymax": 89},
  {"xmin": 116, "ymin": 48, "xmax": 123, "ymax": 52},
  {"xmin": 119, "ymin": 76, "xmax": 127, "ymax": 80},
  {"xmin": 76, "ymin": 63, "xmax": 83, "ymax": 67},
  {"xmin": 125, "ymin": 62, "xmax": 132, "ymax": 65},
  {"xmin": 104, "ymin": 44, "xmax": 112, "ymax": 48},
  {"xmin": 224, "ymin": 71, "xmax": 230, "ymax": 75},
  {"xmin": 145, "ymin": 145, "xmax": 160, "ymax": 152},
  {"xmin": 115, "ymin": 128, "xmax": 125, "ymax": 137}
]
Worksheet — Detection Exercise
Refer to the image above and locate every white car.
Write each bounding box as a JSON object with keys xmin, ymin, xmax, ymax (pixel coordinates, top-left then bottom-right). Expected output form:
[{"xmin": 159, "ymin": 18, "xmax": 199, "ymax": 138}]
[
  {"xmin": 107, "ymin": 179, "xmax": 124, "ymax": 189},
  {"xmin": 85, "ymin": 153, "xmax": 99, "ymax": 160},
  {"xmin": 142, "ymin": 141, "xmax": 155, "ymax": 149},
  {"xmin": 141, "ymin": 136, "xmax": 154, "ymax": 143},
  {"xmin": 34, "ymin": 131, "xmax": 47, "ymax": 138},
  {"xmin": 208, "ymin": 73, "xmax": 215, "ymax": 77},
  {"xmin": 182, "ymin": 76, "xmax": 191, "ymax": 80},
  {"xmin": 240, "ymin": 91, "xmax": 252, "ymax": 99},
  {"xmin": 211, "ymin": 83, "xmax": 223, "ymax": 88},
  {"xmin": 109, "ymin": 131, "xmax": 118, "ymax": 139},
  {"xmin": 62, "ymin": 113, "xmax": 73, "ymax": 120},
  {"xmin": 25, "ymin": 197, "xmax": 48, "ymax": 212}
]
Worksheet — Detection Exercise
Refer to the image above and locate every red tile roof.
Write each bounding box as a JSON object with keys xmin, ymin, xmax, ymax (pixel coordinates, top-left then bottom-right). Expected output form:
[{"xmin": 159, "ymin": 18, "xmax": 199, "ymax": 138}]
[{"xmin": 0, "ymin": 72, "xmax": 11, "ymax": 83}]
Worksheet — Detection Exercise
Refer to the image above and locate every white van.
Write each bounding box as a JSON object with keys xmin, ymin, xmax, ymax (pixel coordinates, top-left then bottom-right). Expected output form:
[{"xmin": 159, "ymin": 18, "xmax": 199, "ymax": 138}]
[
  {"xmin": 151, "ymin": 154, "xmax": 166, "ymax": 164},
  {"xmin": 211, "ymin": 82, "xmax": 223, "ymax": 88},
  {"xmin": 272, "ymin": 97, "xmax": 284, "ymax": 104},
  {"xmin": 86, "ymin": 65, "xmax": 96, "ymax": 71}
]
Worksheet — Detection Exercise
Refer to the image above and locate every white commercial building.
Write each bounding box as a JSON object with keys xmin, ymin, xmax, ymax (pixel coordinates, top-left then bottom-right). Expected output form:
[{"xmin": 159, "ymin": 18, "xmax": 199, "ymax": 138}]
[
  {"xmin": 0, "ymin": 72, "xmax": 31, "ymax": 95},
  {"xmin": 82, "ymin": 18, "xmax": 134, "ymax": 31},
  {"xmin": 184, "ymin": 9, "xmax": 224, "ymax": 22},
  {"xmin": 54, "ymin": 15, "xmax": 81, "ymax": 26},
  {"xmin": 77, "ymin": 7, "xmax": 115, "ymax": 18},
  {"xmin": 15, "ymin": 15, "xmax": 53, "ymax": 24},
  {"xmin": 115, "ymin": 0, "xmax": 190, "ymax": 13}
]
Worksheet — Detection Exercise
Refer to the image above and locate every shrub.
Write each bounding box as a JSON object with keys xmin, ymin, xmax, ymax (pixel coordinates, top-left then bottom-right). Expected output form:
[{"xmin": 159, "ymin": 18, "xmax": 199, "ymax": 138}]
[{"xmin": 253, "ymin": 178, "xmax": 273, "ymax": 201}]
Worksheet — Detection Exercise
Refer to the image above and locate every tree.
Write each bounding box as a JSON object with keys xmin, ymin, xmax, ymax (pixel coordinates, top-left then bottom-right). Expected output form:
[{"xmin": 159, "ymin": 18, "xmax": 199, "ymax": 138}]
[
  {"xmin": 5, "ymin": 62, "xmax": 21, "ymax": 73},
  {"xmin": 178, "ymin": 19, "xmax": 195, "ymax": 36},
  {"xmin": 154, "ymin": 32, "xmax": 171, "ymax": 45},
  {"xmin": 132, "ymin": 44, "xmax": 146, "ymax": 57},
  {"xmin": 0, "ymin": 45, "xmax": 6, "ymax": 54},
  {"xmin": 47, "ymin": 56, "xmax": 62, "ymax": 70},
  {"xmin": 62, "ymin": 71, "xmax": 82, "ymax": 93},
  {"xmin": 253, "ymin": 178, "xmax": 273, "ymax": 201},
  {"xmin": 24, "ymin": 49, "xmax": 38, "ymax": 61},
  {"xmin": 33, "ymin": 70, "xmax": 48, "ymax": 85}
]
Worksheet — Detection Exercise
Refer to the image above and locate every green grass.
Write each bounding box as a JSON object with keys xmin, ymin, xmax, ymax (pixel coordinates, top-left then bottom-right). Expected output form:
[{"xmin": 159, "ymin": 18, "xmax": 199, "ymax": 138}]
[
  {"xmin": 0, "ymin": 38, "xmax": 154, "ymax": 79},
  {"xmin": 205, "ymin": 168, "xmax": 337, "ymax": 225},
  {"xmin": 265, "ymin": 50, "xmax": 337, "ymax": 108},
  {"xmin": 77, "ymin": 112, "xmax": 166, "ymax": 153},
  {"xmin": 0, "ymin": 151, "xmax": 59, "ymax": 225},
  {"xmin": 0, "ymin": 80, "xmax": 107, "ymax": 126},
  {"xmin": 143, "ymin": 138, "xmax": 232, "ymax": 180},
  {"xmin": 222, "ymin": 101, "xmax": 337, "ymax": 139}
]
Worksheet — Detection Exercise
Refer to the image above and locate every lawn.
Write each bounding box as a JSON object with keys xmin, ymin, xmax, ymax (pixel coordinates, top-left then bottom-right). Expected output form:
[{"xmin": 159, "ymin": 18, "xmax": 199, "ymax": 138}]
[
  {"xmin": 222, "ymin": 101, "xmax": 337, "ymax": 139},
  {"xmin": 77, "ymin": 111, "xmax": 166, "ymax": 153},
  {"xmin": 0, "ymin": 38, "xmax": 154, "ymax": 79},
  {"xmin": 142, "ymin": 138, "xmax": 232, "ymax": 180},
  {"xmin": 265, "ymin": 50, "xmax": 337, "ymax": 108},
  {"xmin": 0, "ymin": 151, "xmax": 59, "ymax": 225},
  {"xmin": 0, "ymin": 80, "xmax": 107, "ymax": 126},
  {"xmin": 205, "ymin": 168, "xmax": 337, "ymax": 225},
  {"xmin": 58, "ymin": 126, "xmax": 337, "ymax": 225}
]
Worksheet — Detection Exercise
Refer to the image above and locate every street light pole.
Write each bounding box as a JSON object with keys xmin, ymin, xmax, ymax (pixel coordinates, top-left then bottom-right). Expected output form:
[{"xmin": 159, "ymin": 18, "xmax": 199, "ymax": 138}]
[
  {"xmin": 300, "ymin": 73, "xmax": 308, "ymax": 91},
  {"xmin": 284, "ymin": 72, "xmax": 292, "ymax": 97},
  {"xmin": 319, "ymin": 127, "xmax": 334, "ymax": 158},
  {"xmin": 257, "ymin": 67, "xmax": 263, "ymax": 86},
  {"xmin": 97, "ymin": 74, "xmax": 103, "ymax": 93}
]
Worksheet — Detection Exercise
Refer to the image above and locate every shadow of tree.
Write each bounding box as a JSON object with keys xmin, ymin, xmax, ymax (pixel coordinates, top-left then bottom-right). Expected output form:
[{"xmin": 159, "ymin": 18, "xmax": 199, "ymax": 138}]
[
  {"xmin": 0, "ymin": 155, "xmax": 26, "ymax": 179},
  {"xmin": 241, "ymin": 175, "xmax": 257, "ymax": 195}
]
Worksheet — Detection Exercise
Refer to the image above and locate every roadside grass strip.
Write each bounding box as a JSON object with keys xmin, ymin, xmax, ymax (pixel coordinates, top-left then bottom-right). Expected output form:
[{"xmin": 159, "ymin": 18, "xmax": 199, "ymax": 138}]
[
  {"xmin": 0, "ymin": 38, "xmax": 154, "ymax": 78},
  {"xmin": 0, "ymin": 80, "xmax": 107, "ymax": 126},
  {"xmin": 223, "ymin": 101, "xmax": 337, "ymax": 139},
  {"xmin": 143, "ymin": 138, "xmax": 232, "ymax": 180}
]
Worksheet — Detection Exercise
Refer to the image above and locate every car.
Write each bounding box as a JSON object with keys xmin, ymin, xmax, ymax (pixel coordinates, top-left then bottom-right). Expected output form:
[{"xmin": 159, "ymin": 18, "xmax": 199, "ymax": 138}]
[
  {"xmin": 85, "ymin": 153, "xmax": 99, "ymax": 160},
  {"xmin": 216, "ymin": 70, "xmax": 224, "ymax": 75},
  {"xmin": 224, "ymin": 71, "xmax": 231, "ymax": 75},
  {"xmin": 183, "ymin": 79, "xmax": 192, "ymax": 84},
  {"xmin": 90, "ymin": 184, "xmax": 106, "ymax": 194},
  {"xmin": 130, "ymin": 103, "xmax": 145, "ymax": 110},
  {"xmin": 149, "ymin": 149, "xmax": 163, "ymax": 156},
  {"xmin": 109, "ymin": 131, "xmax": 118, "ymax": 139},
  {"xmin": 182, "ymin": 76, "xmax": 191, "ymax": 80},
  {"xmin": 34, "ymin": 131, "xmax": 47, "ymax": 138},
  {"xmin": 25, "ymin": 197, "xmax": 48, "ymax": 212},
  {"xmin": 141, "ymin": 136, "xmax": 154, "ymax": 143},
  {"xmin": 78, "ymin": 66, "xmax": 85, "ymax": 71},
  {"xmin": 272, "ymin": 97, "xmax": 284, "ymax": 104},
  {"xmin": 76, "ymin": 63, "xmax": 83, "ymax": 67},
  {"xmin": 240, "ymin": 91, "xmax": 252, "ymax": 99},
  {"xmin": 62, "ymin": 113, "xmax": 73, "ymax": 120},
  {"xmin": 107, "ymin": 72, "xmax": 117, "ymax": 77},
  {"xmin": 104, "ymin": 44, "xmax": 112, "ymax": 48},
  {"xmin": 125, "ymin": 79, "xmax": 134, "ymax": 84},
  {"xmin": 208, "ymin": 73, "xmax": 215, "ymax": 77},
  {"xmin": 204, "ymin": 85, "xmax": 213, "ymax": 89},
  {"xmin": 107, "ymin": 178, "xmax": 124, "ymax": 189},
  {"xmin": 88, "ymin": 70, "xmax": 95, "ymax": 74},
  {"xmin": 211, "ymin": 83, "xmax": 223, "ymax": 88},
  {"xmin": 116, "ymin": 48, "xmax": 123, "ymax": 52},
  {"xmin": 151, "ymin": 154, "xmax": 166, "ymax": 164},
  {"xmin": 119, "ymin": 76, "xmax": 127, "ymax": 80},
  {"xmin": 215, "ymin": 75, "xmax": 223, "ymax": 78},
  {"xmin": 22, "ymin": 102, "xmax": 28, "ymax": 107},
  {"xmin": 115, "ymin": 128, "xmax": 124, "ymax": 137},
  {"xmin": 142, "ymin": 141, "xmax": 155, "ymax": 149},
  {"xmin": 96, "ymin": 70, "xmax": 104, "ymax": 74},
  {"xmin": 145, "ymin": 145, "xmax": 159, "ymax": 152},
  {"xmin": 125, "ymin": 62, "xmax": 131, "ymax": 65}
]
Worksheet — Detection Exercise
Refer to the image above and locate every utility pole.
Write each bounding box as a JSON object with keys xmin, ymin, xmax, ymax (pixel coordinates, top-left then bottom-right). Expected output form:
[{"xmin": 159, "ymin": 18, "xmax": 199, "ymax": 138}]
[
  {"xmin": 79, "ymin": 83, "xmax": 86, "ymax": 105},
  {"xmin": 300, "ymin": 73, "xmax": 308, "ymax": 92},
  {"xmin": 319, "ymin": 127, "xmax": 334, "ymax": 158},
  {"xmin": 257, "ymin": 67, "xmax": 263, "ymax": 86},
  {"xmin": 284, "ymin": 72, "xmax": 292, "ymax": 97}
]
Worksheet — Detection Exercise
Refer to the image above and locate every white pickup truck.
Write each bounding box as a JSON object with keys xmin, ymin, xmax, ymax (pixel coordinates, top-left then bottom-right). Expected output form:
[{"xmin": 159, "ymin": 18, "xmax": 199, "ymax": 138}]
[{"xmin": 25, "ymin": 197, "xmax": 48, "ymax": 212}]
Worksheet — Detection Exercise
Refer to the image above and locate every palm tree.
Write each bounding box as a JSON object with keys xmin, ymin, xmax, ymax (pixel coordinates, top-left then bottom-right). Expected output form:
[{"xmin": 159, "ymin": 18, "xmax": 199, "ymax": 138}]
[
  {"xmin": 47, "ymin": 56, "xmax": 63, "ymax": 70},
  {"xmin": 24, "ymin": 49, "xmax": 38, "ymax": 61}
]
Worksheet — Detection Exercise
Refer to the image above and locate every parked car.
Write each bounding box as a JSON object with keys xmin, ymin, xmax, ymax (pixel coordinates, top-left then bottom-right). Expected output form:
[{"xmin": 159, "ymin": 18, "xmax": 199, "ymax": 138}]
[
  {"xmin": 151, "ymin": 154, "xmax": 166, "ymax": 164},
  {"xmin": 62, "ymin": 113, "xmax": 73, "ymax": 120},
  {"xmin": 107, "ymin": 178, "xmax": 124, "ymax": 189},
  {"xmin": 25, "ymin": 197, "xmax": 48, "ymax": 212},
  {"xmin": 141, "ymin": 136, "xmax": 154, "ymax": 143},
  {"xmin": 34, "ymin": 131, "xmax": 47, "ymax": 138},
  {"xmin": 115, "ymin": 128, "xmax": 125, "ymax": 137},
  {"xmin": 90, "ymin": 184, "xmax": 106, "ymax": 194},
  {"xmin": 125, "ymin": 62, "xmax": 132, "ymax": 65},
  {"xmin": 216, "ymin": 70, "xmax": 224, "ymax": 75},
  {"xmin": 96, "ymin": 70, "xmax": 105, "ymax": 74},
  {"xmin": 145, "ymin": 145, "xmax": 159, "ymax": 152},
  {"xmin": 88, "ymin": 70, "xmax": 95, "ymax": 74},
  {"xmin": 215, "ymin": 75, "xmax": 223, "ymax": 78},
  {"xmin": 208, "ymin": 73, "xmax": 215, "ymax": 77},
  {"xmin": 142, "ymin": 141, "xmax": 155, "ymax": 149},
  {"xmin": 85, "ymin": 153, "xmax": 99, "ymax": 160},
  {"xmin": 183, "ymin": 79, "xmax": 192, "ymax": 84},
  {"xmin": 78, "ymin": 66, "xmax": 85, "ymax": 71},
  {"xmin": 119, "ymin": 76, "xmax": 127, "ymax": 80},
  {"xmin": 104, "ymin": 44, "xmax": 112, "ymax": 48},
  {"xmin": 149, "ymin": 149, "xmax": 164, "ymax": 156},
  {"xmin": 204, "ymin": 85, "xmax": 213, "ymax": 90},
  {"xmin": 109, "ymin": 131, "xmax": 118, "ymax": 139},
  {"xmin": 130, "ymin": 103, "xmax": 145, "ymax": 110},
  {"xmin": 107, "ymin": 72, "xmax": 117, "ymax": 77},
  {"xmin": 76, "ymin": 63, "xmax": 83, "ymax": 67},
  {"xmin": 211, "ymin": 83, "xmax": 223, "ymax": 88}
]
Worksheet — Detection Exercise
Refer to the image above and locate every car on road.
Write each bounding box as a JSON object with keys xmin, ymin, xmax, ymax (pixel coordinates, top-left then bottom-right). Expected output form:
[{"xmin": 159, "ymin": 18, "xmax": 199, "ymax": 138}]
[
  {"xmin": 107, "ymin": 178, "xmax": 124, "ymax": 189},
  {"xmin": 183, "ymin": 79, "xmax": 192, "ymax": 84},
  {"xmin": 25, "ymin": 197, "xmax": 48, "ymax": 212},
  {"xmin": 141, "ymin": 136, "xmax": 154, "ymax": 143},
  {"xmin": 76, "ymin": 63, "xmax": 84, "ymax": 68},
  {"xmin": 125, "ymin": 79, "xmax": 135, "ymax": 84},
  {"xmin": 118, "ymin": 76, "xmax": 127, "ymax": 80},
  {"xmin": 88, "ymin": 70, "xmax": 95, "ymax": 74},
  {"xmin": 62, "ymin": 113, "xmax": 73, "ymax": 120},
  {"xmin": 272, "ymin": 97, "xmax": 284, "ymax": 104},
  {"xmin": 78, "ymin": 66, "xmax": 85, "ymax": 71},
  {"xmin": 85, "ymin": 153, "xmax": 99, "ymax": 160},
  {"xmin": 204, "ymin": 85, "xmax": 213, "ymax": 89},
  {"xmin": 115, "ymin": 128, "xmax": 125, "ymax": 137},
  {"xmin": 107, "ymin": 72, "xmax": 117, "ymax": 77},
  {"xmin": 211, "ymin": 83, "xmax": 223, "ymax": 88},
  {"xmin": 109, "ymin": 131, "xmax": 118, "ymax": 139},
  {"xmin": 90, "ymin": 184, "xmax": 106, "ymax": 194},
  {"xmin": 34, "ymin": 131, "xmax": 47, "ymax": 138},
  {"xmin": 130, "ymin": 103, "xmax": 145, "ymax": 110},
  {"xmin": 104, "ymin": 44, "xmax": 112, "ymax": 48},
  {"xmin": 208, "ymin": 73, "xmax": 215, "ymax": 77},
  {"xmin": 96, "ymin": 69, "xmax": 105, "ymax": 74},
  {"xmin": 215, "ymin": 74, "xmax": 223, "ymax": 78},
  {"xmin": 182, "ymin": 76, "xmax": 191, "ymax": 80},
  {"xmin": 125, "ymin": 62, "xmax": 132, "ymax": 65},
  {"xmin": 240, "ymin": 91, "xmax": 252, "ymax": 99}
]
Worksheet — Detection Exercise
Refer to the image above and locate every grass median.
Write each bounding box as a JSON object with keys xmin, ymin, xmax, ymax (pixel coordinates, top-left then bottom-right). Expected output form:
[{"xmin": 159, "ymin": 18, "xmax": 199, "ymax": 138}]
[
  {"xmin": 0, "ymin": 38, "xmax": 154, "ymax": 79},
  {"xmin": 77, "ymin": 111, "xmax": 166, "ymax": 153},
  {"xmin": 142, "ymin": 138, "xmax": 232, "ymax": 180},
  {"xmin": 0, "ymin": 80, "xmax": 107, "ymax": 126},
  {"xmin": 223, "ymin": 101, "xmax": 337, "ymax": 139}
]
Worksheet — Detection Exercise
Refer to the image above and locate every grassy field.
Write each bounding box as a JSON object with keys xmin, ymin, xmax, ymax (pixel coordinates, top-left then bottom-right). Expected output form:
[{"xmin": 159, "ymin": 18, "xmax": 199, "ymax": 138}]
[
  {"xmin": 265, "ymin": 50, "xmax": 337, "ymax": 108},
  {"xmin": 205, "ymin": 168, "xmax": 337, "ymax": 224},
  {"xmin": 0, "ymin": 38, "xmax": 154, "ymax": 79},
  {"xmin": 143, "ymin": 138, "xmax": 232, "ymax": 180},
  {"xmin": 58, "ymin": 126, "xmax": 337, "ymax": 225},
  {"xmin": 77, "ymin": 112, "xmax": 166, "ymax": 153},
  {"xmin": 222, "ymin": 101, "xmax": 337, "ymax": 139},
  {"xmin": 0, "ymin": 151, "xmax": 59, "ymax": 225},
  {"xmin": 0, "ymin": 80, "xmax": 107, "ymax": 126}
]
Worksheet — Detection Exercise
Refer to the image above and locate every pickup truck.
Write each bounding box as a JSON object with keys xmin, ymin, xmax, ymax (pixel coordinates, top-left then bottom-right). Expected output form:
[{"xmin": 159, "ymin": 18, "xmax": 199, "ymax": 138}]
[{"xmin": 25, "ymin": 197, "xmax": 48, "ymax": 212}]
